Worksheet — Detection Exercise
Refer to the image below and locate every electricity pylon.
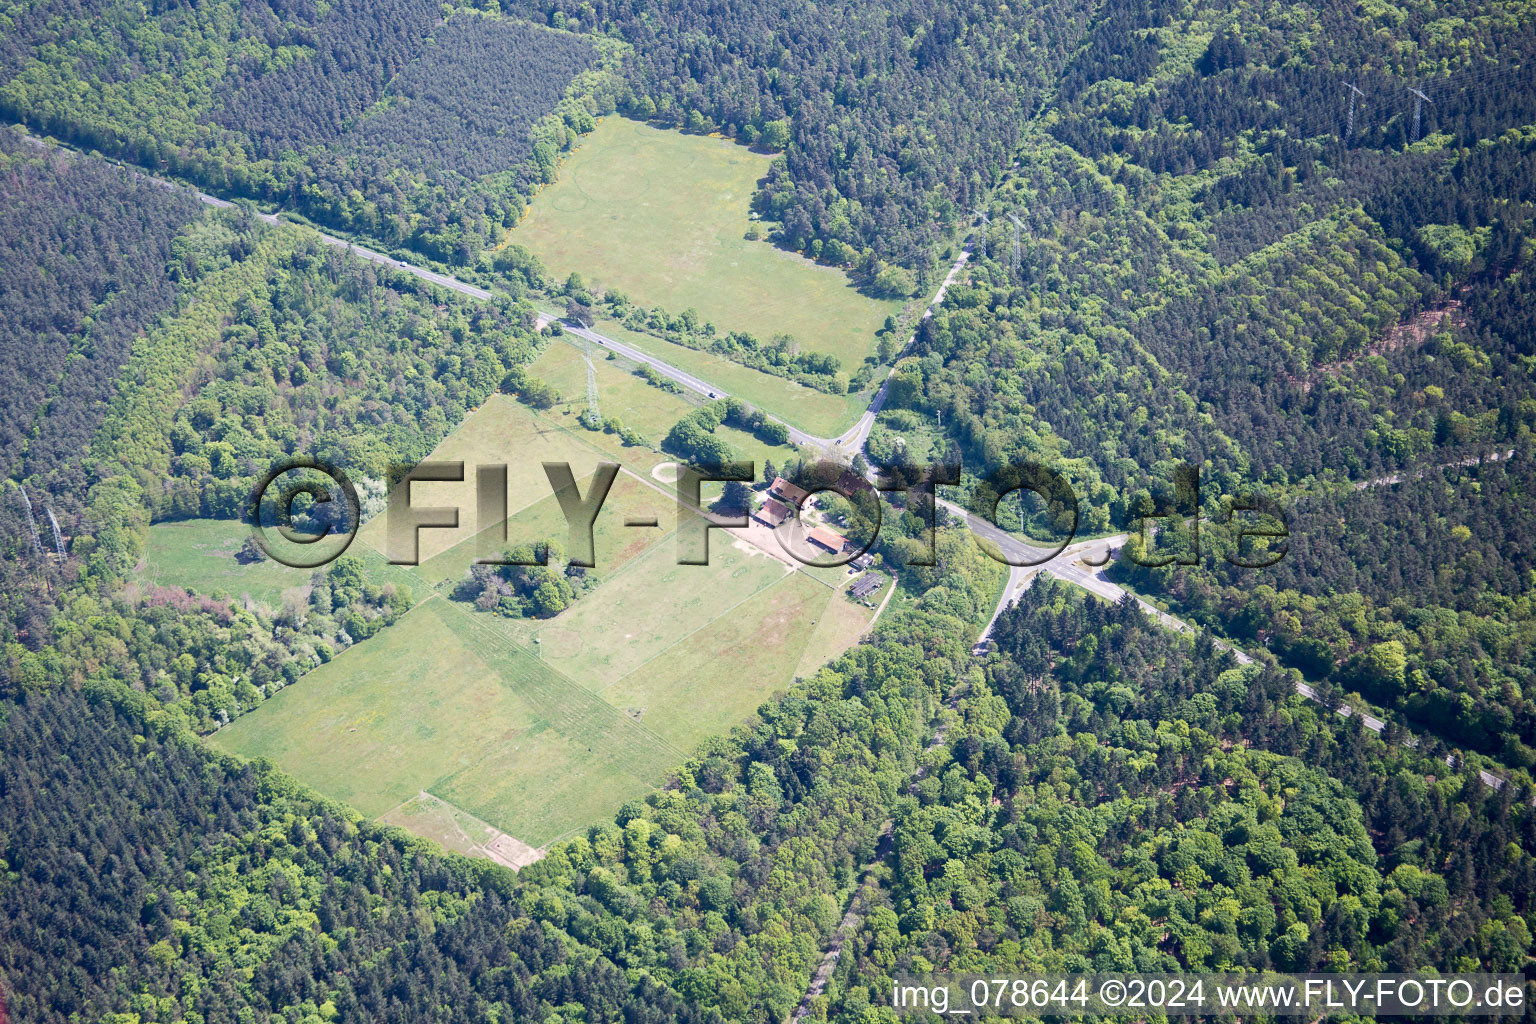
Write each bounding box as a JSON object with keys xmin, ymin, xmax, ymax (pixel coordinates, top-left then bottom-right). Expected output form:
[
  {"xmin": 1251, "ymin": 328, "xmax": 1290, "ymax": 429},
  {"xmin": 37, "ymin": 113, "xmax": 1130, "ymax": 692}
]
[
  {"xmin": 1006, "ymin": 212, "xmax": 1025, "ymax": 274},
  {"xmin": 584, "ymin": 344, "xmax": 600, "ymax": 422},
  {"xmin": 1344, "ymin": 81, "xmax": 1364, "ymax": 139},
  {"xmin": 1408, "ymin": 86, "xmax": 1432, "ymax": 143}
]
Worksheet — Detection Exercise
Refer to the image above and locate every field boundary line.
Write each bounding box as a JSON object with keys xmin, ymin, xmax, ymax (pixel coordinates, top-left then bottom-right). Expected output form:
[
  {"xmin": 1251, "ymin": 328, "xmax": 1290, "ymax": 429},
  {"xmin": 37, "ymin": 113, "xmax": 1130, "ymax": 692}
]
[
  {"xmin": 422, "ymin": 716, "xmax": 662, "ymax": 822},
  {"xmin": 434, "ymin": 597, "xmax": 692, "ymax": 766},
  {"xmin": 792, "ymin": 564, "xmax": 840, "ymax": 590},
  {"xmin": 406, "ymin": 466, "xmax": 670, "ymax": 583},
  {"xmin": 356, "ymin": 422, "xmax": 610, "ymax": 569},
  {"xmin": 606, "ymin": 462, "xmax": 845, "ymax": 594},
  {"xmin": 415, "ymin": 789, "xmax": 527, "ymax": 855},
  {"xmin": 540, "ymin": 824, "xmax": 589, "ymax": 849},
  {"xmin": 378, "ymin": 791, "xmax": 495, "ymax": 859}
]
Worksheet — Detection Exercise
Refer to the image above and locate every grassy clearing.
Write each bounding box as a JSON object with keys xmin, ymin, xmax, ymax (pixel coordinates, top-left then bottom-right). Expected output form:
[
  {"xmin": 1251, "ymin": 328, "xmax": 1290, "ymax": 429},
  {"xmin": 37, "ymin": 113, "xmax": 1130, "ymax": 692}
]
[
  {"xmin": 514, "ymin": 117, "xmax": 898, "ymax": 368},
  {"xmin": 793, "ymin": 584, "xmax": 881, "ymax": 680},
  {"xmin": 529, "ymin": 337, "xmax": 773, "ymax": 461},
  {"xmin": 409, "ymin": 469, "xmax": 676, "ymax": 589},
  {"xmin": 213, "ymin": 597, "xmax": 676, "ymax": 847},
  {"xmin": 573, "ymin": 315, "xmax": 869, "ymax": 438},
  {"xmin": 212, "ymin": 598, "xmax": 536, "ymax": 820},
  {"xmin": 356, "ymin": 394, "xmax": 613, "ymax": 565},
  {"xmin": 379, "ymin": 793, "xmax": 505, "ymax": 861},
  {"xmin": 214, "ymin": 396, "xmax": 880, "ymax": 853},
  {"xmin": 530, "ymin": 337, "xmax": 693, "ymax": 451},
  {"xmin": 431, "ymin": 599, "xmax": 682, "ymax": 842},
  {"xmin": 602, "ymin": 570, "xmax": 831, "ymax": 749},
  {"xmin": 139, "ymin": 518, "xmax": 419, "ymax": 607},
  {"xmin": 140, "ymin": 519, "xmax": 315, "ymax": 607},
  {"xmin": 493, "ymin": 534, "xmax": 793, "ymax": 690}
]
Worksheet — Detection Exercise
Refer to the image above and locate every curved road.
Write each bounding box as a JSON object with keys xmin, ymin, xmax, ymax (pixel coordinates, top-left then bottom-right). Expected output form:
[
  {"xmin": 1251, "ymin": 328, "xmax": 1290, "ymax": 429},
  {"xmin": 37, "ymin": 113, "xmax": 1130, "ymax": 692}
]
[
  {"xmin": 165, "ymin": 150, "xmax": 1513, "ymax": 793},
  {"xmin": 43, "ymin": 134, "xmax": 1518, "ymax": 1023},
  {"xmin": 96, "ymin": 129, "xmax": 956, "ymax": 452},
  {"xmin": 535, "ymin": 239, "xmax": 974, "ymax": 452},
  {"xmin": 961, "ymin": 509, "xmax": 1506, "ymax": 790},
  {"xmin": 29, "ymin": 130, "xmax": 1518, "ymax": 1024}
]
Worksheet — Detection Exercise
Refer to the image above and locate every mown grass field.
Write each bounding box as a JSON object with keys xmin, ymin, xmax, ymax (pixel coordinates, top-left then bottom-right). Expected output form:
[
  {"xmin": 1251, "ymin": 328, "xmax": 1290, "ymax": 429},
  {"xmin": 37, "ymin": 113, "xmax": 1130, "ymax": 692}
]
[
  {"xmin": 379, "ymin": 792, "xmax": 500, "ymax": 861},
  {"xmin": 140, "ymin": 518, "xmax": 316, "ymax": 608},
  {"xmin": 212, "ymin": 597, "xmax": 675, "ymax": 847},
  {"xmin": 353, "ymin": 384, "xmax": 769, "ymax": 579},
  {"xmin": 600, "ymin": 570, "xmax": 832, "ymax": 749},
  {"xmin": 794, "ymin": 583, "xmax": 884, "ymax": 680},
  {"xmin": 211, "ymin": 395, "xmax": 877, "ymax": 855},
  {"xmin": 496, "ymin": 534, "xmax": 794, "ymax": 689},
  {"xmin": 407, "ymin": 469, "xmax": 675, "ymax": 589},
  {"xmin": 139, "ymin": 518, "xmax": 421, "ymax": 609},
  {"xmin": 356, "ymin": 393, "xmax": 681, "ymax": 568},
  {"xmin": 213, "ymin": 597, "xmax": 540, "ymax": 823},
  {"xmin": 513, "ymin": 117, "xmax": 898, "ymax": 368}
]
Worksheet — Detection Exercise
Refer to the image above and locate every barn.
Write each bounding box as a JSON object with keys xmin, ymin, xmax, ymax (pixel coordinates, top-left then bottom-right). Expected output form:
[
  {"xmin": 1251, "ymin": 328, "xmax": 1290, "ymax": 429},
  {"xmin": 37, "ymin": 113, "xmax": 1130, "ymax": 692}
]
[
  {"xmin": 807, "ymin": 526, "xmax": 847, "ymax": 554},
  {"xmin": 753, "ymin": 496, "xmax": 792, "ymax": 528}
]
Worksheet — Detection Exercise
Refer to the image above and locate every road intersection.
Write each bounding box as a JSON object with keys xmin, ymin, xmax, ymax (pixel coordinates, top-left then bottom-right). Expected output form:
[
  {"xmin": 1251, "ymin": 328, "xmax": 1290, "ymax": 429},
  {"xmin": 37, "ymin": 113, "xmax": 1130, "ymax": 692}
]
[{"xmin": 159, "ymin": 158, "xmax": 1514, "ymax": 792}]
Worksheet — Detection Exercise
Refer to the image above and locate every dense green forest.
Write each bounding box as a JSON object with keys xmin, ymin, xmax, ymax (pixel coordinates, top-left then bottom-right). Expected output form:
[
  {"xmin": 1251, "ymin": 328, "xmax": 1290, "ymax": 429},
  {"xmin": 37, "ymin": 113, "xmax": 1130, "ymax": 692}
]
[
  {"xmin": 4, "ymin": 0, "xmax": 1536, "ymax": 1018},
  {"xmin": 1, "ymin": 154, "xmax": 545, "ymax": 732},
  {"xmin": 860, "ymin": 0, "xmax": 1536, "ymax": 783},
  {"xmin": 0, "ymin": 0, "xmax": 620, "ymax": 263},
  {"xmin": 511, "ymin": 0, "xmax": 1097, "ymax": 284},
  {"xmin": 0, "ymin": 685, "xmax": 717, "ymax": 1023},
  {"xmin": 890, "ymin": 0, "xmax": 1536, "ymax": 507},
  {"xmin": 138, "ymin": 225, "xmax": 542, "ymax": 521},
  {"xmin": 1116, "ymin": 448, "xmax": 1536, "ymax": 773},
  {"xmin": 0, "ymin": 128, "xmax": 202, "ymax": 500},
  {"xmin": 826, "ymin": 581, "xmax": 1536, "ymax": 1015}
]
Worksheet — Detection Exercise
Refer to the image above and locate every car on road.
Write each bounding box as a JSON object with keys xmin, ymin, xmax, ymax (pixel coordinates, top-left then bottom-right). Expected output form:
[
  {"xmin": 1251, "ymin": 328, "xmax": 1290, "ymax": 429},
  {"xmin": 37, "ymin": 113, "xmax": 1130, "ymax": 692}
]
[{"xmin": 398, "ymin": 259, "xmax": 409, "ymax": 268}]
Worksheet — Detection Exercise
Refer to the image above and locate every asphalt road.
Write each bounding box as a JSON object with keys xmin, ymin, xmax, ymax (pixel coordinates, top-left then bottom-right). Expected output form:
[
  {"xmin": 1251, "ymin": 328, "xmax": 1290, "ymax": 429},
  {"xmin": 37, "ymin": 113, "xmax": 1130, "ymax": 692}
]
[
  {"xmin": 538, "ymin": 317, "xmax": 827, "ymax": 445},
  {"xmin": 194, "ymin": 191, "xmax": 499, "ymax": 302},
  {"xmin": 536, "ymin": 235, "xmax": 975, "ymax": 451},
  {"xmin": 826, "ymin": 241, "xmax": 975, "ymax": 454},
  {"xmin": 98, "ymin": 136, "xmax": 1509, "ymax": 794},
  {"xmin": 952, "ymin": 500, "xmax": 1509, "ymax": 789}
]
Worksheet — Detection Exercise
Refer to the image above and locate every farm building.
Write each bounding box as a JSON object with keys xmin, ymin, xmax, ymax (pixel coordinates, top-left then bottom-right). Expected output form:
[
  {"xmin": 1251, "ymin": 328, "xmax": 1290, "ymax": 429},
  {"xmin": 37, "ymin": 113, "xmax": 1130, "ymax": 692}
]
[
  {"xmin": 807, "ymin": 526, "xmax": 847, "ymax": 554},
  {"xmin": 769, "ymin": 476, "xmax": 810, "ymax": 507},
  {"xmin": 849, "ymin": 573, "xmax": 884, "ymax": 599},
  {"xmin": 754, "ymin": 496, "xmax": 792, "ymax": 528}
]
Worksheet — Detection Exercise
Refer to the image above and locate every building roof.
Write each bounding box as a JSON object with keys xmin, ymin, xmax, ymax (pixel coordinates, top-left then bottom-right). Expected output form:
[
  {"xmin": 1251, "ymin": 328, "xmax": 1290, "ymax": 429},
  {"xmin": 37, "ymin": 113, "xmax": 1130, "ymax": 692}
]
[
  {"xmin": 850, "ymin": 573, "xmax": 884, "ymax": 597},
  {"xmin": 835, "ymin": 469, "xmax": 871, "ymax": 497},
  {"xmin": 807, "ymin": 526, "xmax": 847, "ymax": 553},
  {"xmin": 770, "ymin": 476, "xmax": 810, "ymax": 507},
  {"xmin": 754, "ymin": 497, "xmax": 792, "ymax": 527}
]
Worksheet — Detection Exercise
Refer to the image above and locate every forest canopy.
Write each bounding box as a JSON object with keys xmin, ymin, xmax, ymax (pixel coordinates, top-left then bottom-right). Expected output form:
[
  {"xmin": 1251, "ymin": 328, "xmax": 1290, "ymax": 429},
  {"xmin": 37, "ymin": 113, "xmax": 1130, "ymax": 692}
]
[
  {"xmin": 0, "ymin": 0, "xmax": 616, "ymax": 263},
  {"xmin": 3, "ymin": 0, "xmax": 1536, "ymax": 1020}
]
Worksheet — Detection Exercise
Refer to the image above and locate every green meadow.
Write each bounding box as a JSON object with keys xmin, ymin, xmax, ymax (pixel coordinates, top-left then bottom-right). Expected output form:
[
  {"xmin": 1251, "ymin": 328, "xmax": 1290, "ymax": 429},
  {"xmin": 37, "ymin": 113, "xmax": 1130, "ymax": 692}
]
[{"xmin": 513, "ymin": 117, "xmax": 898, "ymax": 370}]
